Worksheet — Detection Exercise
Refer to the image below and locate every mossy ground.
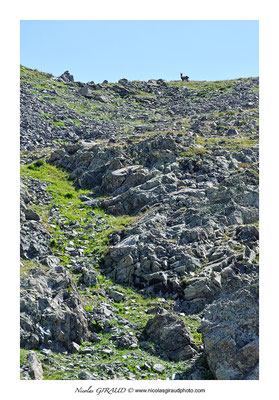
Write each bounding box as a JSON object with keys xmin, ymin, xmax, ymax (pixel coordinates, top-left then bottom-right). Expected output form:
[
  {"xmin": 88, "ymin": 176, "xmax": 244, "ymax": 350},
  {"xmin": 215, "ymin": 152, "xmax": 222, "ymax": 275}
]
[
  {"xmin": 179, "ymin": 135, "xmax": 258, "ymax": 160},
  {"xmin": 21, "ymin": 161, "xmax": 137, "ymax": 262}
]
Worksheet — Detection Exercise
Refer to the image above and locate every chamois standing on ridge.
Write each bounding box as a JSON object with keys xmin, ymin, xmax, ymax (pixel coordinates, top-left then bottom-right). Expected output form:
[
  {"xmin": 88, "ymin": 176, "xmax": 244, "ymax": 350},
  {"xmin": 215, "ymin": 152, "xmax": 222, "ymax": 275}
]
[{"xmin": 180, "ymin": 72, "xmax": 189, "ymax": 82}]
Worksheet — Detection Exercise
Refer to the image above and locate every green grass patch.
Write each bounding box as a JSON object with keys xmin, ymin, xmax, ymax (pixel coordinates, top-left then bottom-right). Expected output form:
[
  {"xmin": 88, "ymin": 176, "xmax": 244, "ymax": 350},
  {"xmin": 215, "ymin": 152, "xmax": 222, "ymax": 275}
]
[
  {"xmin": 20, "ymin": 65, "xmax": 50, "ymax": 84},
  {"xmin": 184, "ymin": 315, "xmax": 202, "ymax": 346},
  {"xmin": 20, "ymin": 154, "xmax": 204, "ymax": 377},
  {"xmin": 168, "ymin": 79, "xmax": 236, "ymax": 93},
  {"xmin": 20, "ymin": 259, "xmax": 40, "ymax": 278},
  {"xmin": 27, "ymin": 159, "xmax": 44, "ymax": 170},
  {"xmin": 40, "ymin": 112, "xmax": 51, "ymax": 119},
  {"xmin": 134, "ymin": 90, "xmax": 156, "ymax": 99},
  {"xmin": 20, "ymin": 349, "xmax": 30, "ymax": 366},
  {"xmin": 39, "ymin": 343, "xmax": 195, "ymax": 380},
  {"xmin": 52, "ymin": 121, "xmax": 65, "ymax": 127},
  {"xmin": 33, "ymin": 83, "xmax": 48, "ymax": 90},
  {"xmin": 20, "ymin": 161, "xmax": 139, "ymax": 263},
  {"xmin": 180, "ymin": 147, "xmax": 207, "ymax": 158},
  {"xmin": 194, "ymin": 136, "xmax": 258, "ymax": 151}
]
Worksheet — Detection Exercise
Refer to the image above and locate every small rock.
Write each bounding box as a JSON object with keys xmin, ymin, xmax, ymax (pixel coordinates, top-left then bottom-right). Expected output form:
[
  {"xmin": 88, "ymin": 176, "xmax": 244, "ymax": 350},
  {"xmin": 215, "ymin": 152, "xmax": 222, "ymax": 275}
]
[
  {"xmin": 227, "ymin": 128, "xmax": 239, "ymax": 136},
  {"xmin": 28, "ymin": 351, "xmax": 43, "ymax": 380},
  {"xmin": 71, "ymin": 342, "xmax": 80, "ymax": 353},
  {"xmin": 101, "ymin": 348, "xmax": 113, "ymax": 355},
  {"xmin": 153, "ymin": 363, "xmax": 165, "ymax": 373},
  {"xmin": 108, "ymin": 289, "xmax": 125, "ymax": 302},
  {"xmin": 78, "ymin": 371, "xmax": 93, "ymax": 380},
  {"xmin": 25, "ymin": 209, "xmax": 40, "ymax": 221}
]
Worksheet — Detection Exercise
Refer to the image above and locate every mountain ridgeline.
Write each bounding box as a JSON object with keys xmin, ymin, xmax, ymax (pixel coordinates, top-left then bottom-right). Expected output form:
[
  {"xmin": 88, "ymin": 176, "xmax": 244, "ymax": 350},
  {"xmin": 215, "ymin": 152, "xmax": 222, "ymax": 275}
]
[{"xmin": 20, "ymin": 66, "xmax": 259, "ymax": 380}]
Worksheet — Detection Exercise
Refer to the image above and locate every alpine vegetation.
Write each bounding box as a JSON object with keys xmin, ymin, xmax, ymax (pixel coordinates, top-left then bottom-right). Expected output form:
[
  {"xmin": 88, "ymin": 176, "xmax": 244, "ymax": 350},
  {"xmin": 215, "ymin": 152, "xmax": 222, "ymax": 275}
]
[{"xmin": 20, "ymin": 66, "xmax": 259, "ymax": 380}]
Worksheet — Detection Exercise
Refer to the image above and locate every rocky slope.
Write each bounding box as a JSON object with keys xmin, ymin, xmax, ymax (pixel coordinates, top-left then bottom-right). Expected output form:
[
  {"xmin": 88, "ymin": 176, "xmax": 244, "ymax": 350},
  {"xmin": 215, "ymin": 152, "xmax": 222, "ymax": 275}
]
[{"xmin": 20, "ymin": 66, "xmax": 259, "ymax": 380}]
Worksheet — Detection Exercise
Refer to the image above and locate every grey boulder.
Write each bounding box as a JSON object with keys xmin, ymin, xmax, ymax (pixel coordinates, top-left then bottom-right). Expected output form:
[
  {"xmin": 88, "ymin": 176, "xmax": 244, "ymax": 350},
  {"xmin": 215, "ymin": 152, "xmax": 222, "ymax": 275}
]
[
  {"xmin": 28, "ymin": 351, "xmax": 44, "ymax": 380},
  {"xmin": 142, "ymin": 313, "xmax": 197, "ymax": 361},
  {"xmin": 201, "ymin": 281, "xmax": 259, "ymax": 380},
  {"xmin": 20, "ymin": 265, "xmax": 89, "ymax": 353}
]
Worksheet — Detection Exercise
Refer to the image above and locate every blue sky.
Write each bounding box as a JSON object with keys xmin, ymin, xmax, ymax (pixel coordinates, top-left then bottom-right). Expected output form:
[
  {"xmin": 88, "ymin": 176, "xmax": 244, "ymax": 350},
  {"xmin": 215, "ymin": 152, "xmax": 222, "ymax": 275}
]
[{"xmin": 20, "ymin": 20, "xmax": 258, "ymax": 83}]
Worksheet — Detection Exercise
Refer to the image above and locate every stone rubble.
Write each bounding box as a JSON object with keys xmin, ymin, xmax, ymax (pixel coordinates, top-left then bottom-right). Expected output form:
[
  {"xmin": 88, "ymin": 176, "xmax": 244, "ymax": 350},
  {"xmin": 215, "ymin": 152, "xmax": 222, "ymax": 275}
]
[{"xmin": 20, "ymin": 66, "xmax": 259, "ymax": 380}]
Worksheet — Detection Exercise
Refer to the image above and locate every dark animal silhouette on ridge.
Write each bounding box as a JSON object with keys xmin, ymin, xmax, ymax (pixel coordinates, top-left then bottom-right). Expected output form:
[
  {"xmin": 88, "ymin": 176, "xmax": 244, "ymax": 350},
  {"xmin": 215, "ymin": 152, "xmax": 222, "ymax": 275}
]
[{"xmin": 180, "ymin": 72, "xmax": 189, "ymax": 82}]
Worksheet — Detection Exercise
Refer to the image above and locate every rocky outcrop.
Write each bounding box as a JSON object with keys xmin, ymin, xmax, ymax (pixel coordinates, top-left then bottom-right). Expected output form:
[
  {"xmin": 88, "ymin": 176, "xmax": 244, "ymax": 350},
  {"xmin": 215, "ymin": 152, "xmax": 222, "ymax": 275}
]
[
  {"xmin": 47, "ymin": 130, "xmax": 259, "ymax": 318},
  {"xmin": 20, "ymin": 265, "xmax": 89, "ymax": 353},
  {"xmin": 57, "ymin": 70, "xmax": 74, "ymax": 83},
  {"xmin": 20, "ymin": 179, "xmax": 52, "ymax": 260},
  {"xmin": 20, "ymin": 65, "xmax": 259, "ymax": 153},
  {"xmin": 142, "ymin": 313, "xmax": 197, "ymax": 361},
  {"xmin": 20, "ymin": 178, "xmax": 89, "ymax": 353},
  {"xmin": 20, "ymin": 67, "xmax": 259, "ymax": 380},
  {"xmin": 200, "ymin": 279, "xmax": 259, "ymax": 380}
]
